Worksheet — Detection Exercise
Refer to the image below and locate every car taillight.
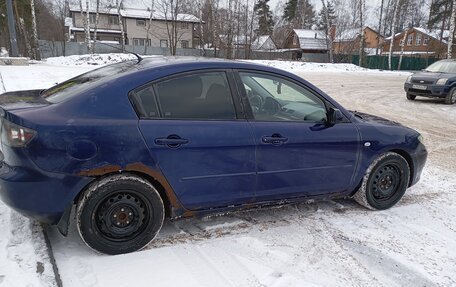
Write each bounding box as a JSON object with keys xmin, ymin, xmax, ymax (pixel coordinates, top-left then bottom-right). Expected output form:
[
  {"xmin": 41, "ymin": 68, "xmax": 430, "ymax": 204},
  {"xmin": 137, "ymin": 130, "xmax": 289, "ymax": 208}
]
[{"xmin": 1, "ymin": 119, "xmax": 36, "ymax": 147}]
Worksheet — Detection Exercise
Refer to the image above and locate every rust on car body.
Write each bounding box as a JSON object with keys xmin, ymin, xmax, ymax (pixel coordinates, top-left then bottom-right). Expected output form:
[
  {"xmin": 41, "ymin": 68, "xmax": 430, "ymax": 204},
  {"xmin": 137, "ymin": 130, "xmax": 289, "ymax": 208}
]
[{"xmin": 77, "ymin": 162, "xmax": 195, "ymax": 218}]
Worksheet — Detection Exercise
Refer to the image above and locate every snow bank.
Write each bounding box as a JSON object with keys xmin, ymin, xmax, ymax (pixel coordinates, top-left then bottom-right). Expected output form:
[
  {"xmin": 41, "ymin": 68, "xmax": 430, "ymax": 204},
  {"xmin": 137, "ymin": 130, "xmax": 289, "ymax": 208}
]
[
  {"xmin": 244, "ymin": 59, "xmax": 412, "ymax": 75},
  {"xmin": 44, "ymin": 53, "xmax": 138, "ymax": 66}
]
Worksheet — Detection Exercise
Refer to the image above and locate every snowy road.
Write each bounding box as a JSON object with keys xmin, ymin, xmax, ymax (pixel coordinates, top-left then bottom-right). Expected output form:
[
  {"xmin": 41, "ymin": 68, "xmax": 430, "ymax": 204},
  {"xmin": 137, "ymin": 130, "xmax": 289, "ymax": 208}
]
[{"xmin": 0, "ymin": 59, "xmax": 455, "ymax": 287}]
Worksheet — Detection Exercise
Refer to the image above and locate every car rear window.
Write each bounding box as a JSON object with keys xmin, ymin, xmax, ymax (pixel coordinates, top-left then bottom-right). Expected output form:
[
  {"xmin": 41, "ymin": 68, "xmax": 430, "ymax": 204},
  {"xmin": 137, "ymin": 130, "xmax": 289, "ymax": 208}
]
[{"xmin": 42, "ymin": 60, "xmax": 137, "ymax": 103}]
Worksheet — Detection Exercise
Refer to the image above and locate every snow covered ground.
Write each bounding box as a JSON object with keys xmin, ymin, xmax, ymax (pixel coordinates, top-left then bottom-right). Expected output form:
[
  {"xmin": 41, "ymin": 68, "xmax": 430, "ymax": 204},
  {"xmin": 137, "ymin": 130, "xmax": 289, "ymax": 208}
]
[{"xmin": 0, "ymin": 55, "xmax": 455, "ymax": 287}]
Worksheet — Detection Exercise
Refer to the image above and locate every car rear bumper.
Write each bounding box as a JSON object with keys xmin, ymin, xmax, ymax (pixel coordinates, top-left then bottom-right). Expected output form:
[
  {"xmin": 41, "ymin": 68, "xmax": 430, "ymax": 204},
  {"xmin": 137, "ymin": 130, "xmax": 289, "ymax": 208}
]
[
  {"xmin": 409, "ymin": 143, "xmax": 427, "ymax": 187},
  {"xmin": 0, "ymin": 160, "xmax": 92, "ymax": 224},
  {"xmin": 404, "ymin": 83, "xmax": 450, "ymax": 98}
]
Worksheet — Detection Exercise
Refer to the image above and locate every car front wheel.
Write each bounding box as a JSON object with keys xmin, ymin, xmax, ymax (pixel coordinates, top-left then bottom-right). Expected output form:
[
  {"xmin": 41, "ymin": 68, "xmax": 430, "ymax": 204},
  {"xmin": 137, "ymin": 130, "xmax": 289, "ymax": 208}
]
[
  {"xmin": 353, "ymin": 152, "xmax": 410, "ymax": 210},
  {"xmin": 406, "ymin": 93, "xmax": 416, "ymax": 100},
  {"xmin": 77, "ymin": 174, "xmax": 164, "ymax": 255},
  {"xmin": 445, "ymin": 87, "xmax": 456, "ymax": 105}
]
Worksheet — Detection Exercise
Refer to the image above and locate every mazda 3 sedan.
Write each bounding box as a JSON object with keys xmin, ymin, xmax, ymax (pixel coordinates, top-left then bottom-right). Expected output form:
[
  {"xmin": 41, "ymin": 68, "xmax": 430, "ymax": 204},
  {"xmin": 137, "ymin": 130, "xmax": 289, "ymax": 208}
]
[
  {"xmin": 404, "ymin": 59, "xmax": 456, "ymax": 104},
  {"xmin": 0, "ymin": 57, "xmax": 427, "ymax": 254}
]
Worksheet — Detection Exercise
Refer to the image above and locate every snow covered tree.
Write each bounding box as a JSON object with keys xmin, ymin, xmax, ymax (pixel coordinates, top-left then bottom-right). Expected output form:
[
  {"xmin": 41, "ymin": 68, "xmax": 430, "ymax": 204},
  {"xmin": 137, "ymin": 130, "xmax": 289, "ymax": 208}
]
[
  {"xmin": 448, "ymin": 0, "xmax": 456, "ymax": 58},
  {"xmin": 254, "ymin": 0, "xmax": 274, "ymax": 35}
]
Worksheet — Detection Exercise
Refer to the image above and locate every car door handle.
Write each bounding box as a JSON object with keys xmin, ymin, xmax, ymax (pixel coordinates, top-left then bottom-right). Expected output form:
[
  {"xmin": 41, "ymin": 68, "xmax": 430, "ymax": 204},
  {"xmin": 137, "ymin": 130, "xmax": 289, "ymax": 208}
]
[
  {"xmin": 154, "ymin": 136, "xmax": 189, "ymax": 148},
  {"xmin": 262, "ymin": 135, "xmax": 288, "ymax": 145}
]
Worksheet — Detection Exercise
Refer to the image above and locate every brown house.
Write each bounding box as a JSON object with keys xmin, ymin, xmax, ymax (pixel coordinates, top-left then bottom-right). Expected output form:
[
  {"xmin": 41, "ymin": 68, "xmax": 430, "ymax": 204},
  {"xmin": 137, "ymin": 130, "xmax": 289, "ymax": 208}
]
[
  {"xmin": 282, "ymin": 29, "xmax": 328, "ymax": 54},
  {"xmin": 381, "ymin": 27, "xmax": 449, "ymax": 58},
  {"xmin": 334, "ymin": 26, "xmax": 383, "ymax": 55}
]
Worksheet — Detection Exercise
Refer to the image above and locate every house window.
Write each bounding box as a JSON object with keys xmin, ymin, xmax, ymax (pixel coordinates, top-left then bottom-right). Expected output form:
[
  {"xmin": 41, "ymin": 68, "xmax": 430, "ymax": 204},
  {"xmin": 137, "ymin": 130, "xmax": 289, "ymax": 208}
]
[
  {"xmin": 89, "ymin": 14, "xmax": 96, "ymax": 23},
  {"xmin": 109, "ymin": 16, "xmax": 119, "ymax": 25},
  {"xmin": 407, "ymin": 34, "xmax": 413, "ymax": 46},
  {"xmin": 160, "ymin": 39, "xmax": 168, "ymax": 47},
  {"xmin": 292, "ymin": 35, "xmax": 298, "ymax": 45},
  {"xmin": 423, "ymin": 37, "xmax": 429, "ymax": 46},
  {"xmin": 133, "ymin": 38, "xmax": 150, "ymax": 46},
  {"xmin": 181, "ymin": 40, "xmax": 189, "ymax": 48},
  {"xmin": 416, "ymin": 34, "xmax": 422, "ymax": 45},
  {"xmin": 181, "ymin": 22, "xmax": 189, "ymax": 29},
  {"xmin": 136, "ymin": 19, "xmax": 146, "ymax": 26}
]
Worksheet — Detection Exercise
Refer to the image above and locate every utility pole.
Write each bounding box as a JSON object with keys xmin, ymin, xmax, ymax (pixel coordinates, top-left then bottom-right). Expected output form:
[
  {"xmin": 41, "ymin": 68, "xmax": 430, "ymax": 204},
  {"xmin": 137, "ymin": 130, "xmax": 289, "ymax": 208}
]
[{"xmin": 6, "ymin": 0, "xmax": 19, "ymax": 57}]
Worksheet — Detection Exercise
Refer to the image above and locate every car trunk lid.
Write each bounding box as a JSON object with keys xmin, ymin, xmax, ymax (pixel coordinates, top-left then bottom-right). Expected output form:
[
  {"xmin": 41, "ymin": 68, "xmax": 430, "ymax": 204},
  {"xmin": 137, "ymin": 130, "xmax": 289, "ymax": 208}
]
[{"xmin": 0, "ymin": 89, "xmax": 49, "ymax": 111}]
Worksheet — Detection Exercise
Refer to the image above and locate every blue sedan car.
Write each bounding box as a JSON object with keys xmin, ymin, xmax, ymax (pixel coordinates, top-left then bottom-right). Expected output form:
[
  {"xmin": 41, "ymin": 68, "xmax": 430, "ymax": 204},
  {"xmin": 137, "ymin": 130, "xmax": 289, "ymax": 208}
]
[{"xmin": 0, "ymin": 57, "xmax": 427, "ymax": 254}]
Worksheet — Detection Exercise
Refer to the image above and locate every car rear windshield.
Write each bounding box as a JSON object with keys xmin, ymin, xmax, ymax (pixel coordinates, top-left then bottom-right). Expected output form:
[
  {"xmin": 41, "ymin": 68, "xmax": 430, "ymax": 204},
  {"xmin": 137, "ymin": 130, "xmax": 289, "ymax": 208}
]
[
  {"xmin": 41, "ymin": 60, "xmax": 137, "ymax": 103},
  {"xmin": 425, "ymin": 61, "xmax": 456, "ymax": 73}
]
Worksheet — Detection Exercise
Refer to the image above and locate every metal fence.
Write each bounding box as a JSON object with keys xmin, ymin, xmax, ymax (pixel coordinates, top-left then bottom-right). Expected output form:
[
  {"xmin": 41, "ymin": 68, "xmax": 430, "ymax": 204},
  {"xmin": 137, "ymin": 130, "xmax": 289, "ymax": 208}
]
[
  {"xmin": 38, "ymin": 40, "xmax": 329, "ymax": 62},
  {"xmin": 345, "ymin": 54, "xmax": 438, "ymax": 71}
]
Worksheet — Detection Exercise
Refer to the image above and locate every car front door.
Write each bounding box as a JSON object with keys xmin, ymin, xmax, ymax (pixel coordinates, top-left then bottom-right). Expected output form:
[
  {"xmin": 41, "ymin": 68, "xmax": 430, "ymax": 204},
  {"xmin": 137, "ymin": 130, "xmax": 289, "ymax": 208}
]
[
  {"xmin": 237, "ymin": 71, "xmax": 360, "ymax": 201},
  {"xmin": 134, "ymin": 71, "xmax": 256, "ymax": 210}
]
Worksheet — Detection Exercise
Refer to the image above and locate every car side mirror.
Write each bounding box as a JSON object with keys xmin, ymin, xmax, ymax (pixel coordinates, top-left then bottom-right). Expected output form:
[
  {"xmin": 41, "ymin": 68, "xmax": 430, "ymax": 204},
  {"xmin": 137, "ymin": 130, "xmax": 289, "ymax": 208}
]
[{"xmin": 327, "ymin": 108, "xmax": 344, "ymax": 125}]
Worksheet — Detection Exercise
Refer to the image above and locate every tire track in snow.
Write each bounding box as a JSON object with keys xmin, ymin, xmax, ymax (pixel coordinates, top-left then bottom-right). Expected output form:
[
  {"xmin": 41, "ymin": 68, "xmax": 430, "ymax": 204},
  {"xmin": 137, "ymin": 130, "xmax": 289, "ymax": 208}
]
[{"xmin": 0, "ymin": 71, "xmax": 6, "ymax": 93}]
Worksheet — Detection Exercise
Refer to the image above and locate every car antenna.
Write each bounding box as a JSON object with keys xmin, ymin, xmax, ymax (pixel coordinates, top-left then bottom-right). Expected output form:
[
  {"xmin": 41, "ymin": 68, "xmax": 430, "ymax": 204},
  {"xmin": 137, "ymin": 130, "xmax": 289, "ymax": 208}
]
[{"xmin": 94, "ymin": 41, "xmax": 143, "ymax": 63}]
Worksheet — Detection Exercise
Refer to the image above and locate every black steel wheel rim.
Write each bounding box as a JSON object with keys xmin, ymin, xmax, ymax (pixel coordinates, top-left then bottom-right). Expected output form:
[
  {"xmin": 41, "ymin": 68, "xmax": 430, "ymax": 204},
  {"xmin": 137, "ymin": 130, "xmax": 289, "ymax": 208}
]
[
  {"xmin": 94, "ymin": 190, "xmax": 150, "ymax": 242},
  {"xmin": 370, "ymin": 163, "xmax": 402, "ymax": 203}
]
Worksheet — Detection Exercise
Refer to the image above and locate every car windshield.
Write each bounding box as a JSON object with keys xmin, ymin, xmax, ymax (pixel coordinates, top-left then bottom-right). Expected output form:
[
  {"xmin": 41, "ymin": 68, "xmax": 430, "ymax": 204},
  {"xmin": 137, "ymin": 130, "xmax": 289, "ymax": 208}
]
[
  {"xmin": 41, "ymin": 60, "xmax": 137, "ymax": 103},
  {"xmin": 425, "ymin": 61, "xmax": 456, "ymax": 73}
]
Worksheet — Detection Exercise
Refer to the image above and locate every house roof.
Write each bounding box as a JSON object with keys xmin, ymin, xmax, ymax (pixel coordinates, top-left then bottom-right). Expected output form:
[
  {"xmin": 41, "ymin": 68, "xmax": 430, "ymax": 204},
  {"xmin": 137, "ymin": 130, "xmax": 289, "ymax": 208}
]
[
  {"xmin": 69, "ymin": 6, "xmax": 200, "ymax": 23},
  {"xmin": 293, "ymin": 29, "xmax": 327, "ymax": 51},
  {"xmin": 251, "ymin": 35, "xmax": 276, "ymax": 50},
  {"xmin": 336, "ymin": 26, "xmax": 382, "ymax": 42},
  {"xmin": 385, "ymin": 27, "xmax": 450, "ymax": 44}
]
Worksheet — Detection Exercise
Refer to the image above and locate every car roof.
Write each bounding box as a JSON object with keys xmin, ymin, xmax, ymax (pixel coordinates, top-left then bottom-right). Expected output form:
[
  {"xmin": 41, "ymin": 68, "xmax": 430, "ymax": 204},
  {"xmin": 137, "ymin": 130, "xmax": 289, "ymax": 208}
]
[{"xmin": 133, "ymin": 56, "xmax": 269, "ymax": 71}]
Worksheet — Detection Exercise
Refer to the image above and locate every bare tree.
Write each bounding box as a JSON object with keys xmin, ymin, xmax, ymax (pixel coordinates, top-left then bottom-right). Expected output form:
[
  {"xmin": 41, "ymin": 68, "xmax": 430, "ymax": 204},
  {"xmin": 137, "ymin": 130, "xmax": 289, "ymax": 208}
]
[
  {"xmin": 30, "ymin": 0, "xmax": 41, "ymax": 59},
  {"xmin": 388, "ymin": 0, "xmax": 400, "ymax": 70},
  {"xmin": 321, "ymin": 0, "xmax": 334, "ymax": 63},
  {"xmin": 91, "ymin": 0, "xmax": 101, "ymax": 53},
  {"xmin": 375, "ymin": 0, "xmax": 384, "ymax": 55},
  {"xmin": 144, "ymin": 0, "xmax": 155, "ymax": 54},
  {"xmin": 79, "ymin": 0, "xmax": 90, "ymax": 48},
  {"xmin": 116, "ymin": 0, "xmax": 125, "ymax": 50},
  {"xmin": 358, "ymin": 0, "xmax": 364, "ymax": 67},
  {"xmin": 448, "ymin": 0, "xmax": 456, "ymax": 58},
  {"xmin": 398, "ymin": 28, "xmax": 408, "ymax": 70}
]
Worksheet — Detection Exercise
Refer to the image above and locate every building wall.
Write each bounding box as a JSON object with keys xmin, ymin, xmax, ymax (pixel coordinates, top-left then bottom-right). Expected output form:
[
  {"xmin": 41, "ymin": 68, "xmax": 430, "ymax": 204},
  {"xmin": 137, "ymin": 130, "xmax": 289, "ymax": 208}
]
[
  {"xmin": 71, "ymin": 11, "xmax": 196, "ymax": 48},
  {"xmin": 123, "ymin": 18, "xmax": 194, "ymax": 48},
  {"xmin": 334, "ymin": 27, "xmax": 383, "ymax": 54},
  {"xmin": 73, "ymin": 12, "xmax": 122, "ymax": 31},
  {"xmin": 382, "ymin": 29, "xmax": 447, "ymax": 57},
  {"xmin": 282, "ymin": 32, "xmax": 300, "ymax": 49}
]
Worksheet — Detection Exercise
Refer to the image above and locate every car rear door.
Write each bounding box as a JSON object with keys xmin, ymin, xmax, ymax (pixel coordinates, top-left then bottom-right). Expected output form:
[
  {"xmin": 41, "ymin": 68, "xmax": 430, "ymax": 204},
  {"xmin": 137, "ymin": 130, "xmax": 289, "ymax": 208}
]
[
  {"xmin": 134, "ymin": 71, "xmax": 256, "ymax": 210},
  {"xmin": 236, "ymin": 71, "xmax": 360, "ymax": 201}
]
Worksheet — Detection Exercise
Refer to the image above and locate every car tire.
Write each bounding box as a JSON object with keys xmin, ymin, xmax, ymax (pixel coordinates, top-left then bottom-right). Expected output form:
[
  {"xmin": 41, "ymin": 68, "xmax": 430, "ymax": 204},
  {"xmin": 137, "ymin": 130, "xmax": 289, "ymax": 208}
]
[
  {"xmin": 76, "ymin": 173, "xmax": 164, "ymax": 255},
  {"xmin": 406, "ymin": 93, "xmax": 416, "ymax": 100},
  {"xmin": 353, "ymin": 152, "xmax": 410, "ymax": 210},
  {"xmin": 445, "ymin": 87, "xmax": 456, "ymax": 105}
]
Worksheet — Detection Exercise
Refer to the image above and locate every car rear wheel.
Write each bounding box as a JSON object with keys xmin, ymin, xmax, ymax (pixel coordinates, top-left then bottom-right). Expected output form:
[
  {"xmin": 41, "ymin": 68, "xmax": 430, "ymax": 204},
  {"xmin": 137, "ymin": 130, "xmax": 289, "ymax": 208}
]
[
  {"xmin": 406, "ymin": 93, "xmax": 416, "ymax": 100},
  {"xmin": 77, "ymin": 174, "xmax": 164, "ymax": 255},
  {"xmin": 445, "ymin": 87, "xmax": 456, "ymax": 105},
  {"xmin": 353, "ymin": 152, "xmax": 410, "ymax": 210}
]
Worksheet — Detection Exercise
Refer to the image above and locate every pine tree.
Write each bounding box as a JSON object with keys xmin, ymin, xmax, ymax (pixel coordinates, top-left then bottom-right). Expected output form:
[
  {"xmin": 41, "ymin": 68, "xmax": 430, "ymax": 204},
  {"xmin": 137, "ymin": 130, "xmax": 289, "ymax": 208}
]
[
  {"xmin": 428, "ymin": 0, "xmax": 452, "ymax": 29},
  {"xmin": 316, "ymin": 1, "xmax": 336, "ymax": 30},
  {"xmin": 254, "ymin": 0, "xmax": 274, "ymax": 35},
  {"xmin": 283, "ymin": 0, "xmax": 298, "ymax": 22},
  {"xmin": 283, "ymin": 0, "xmax": 316, "ymax": 29}
]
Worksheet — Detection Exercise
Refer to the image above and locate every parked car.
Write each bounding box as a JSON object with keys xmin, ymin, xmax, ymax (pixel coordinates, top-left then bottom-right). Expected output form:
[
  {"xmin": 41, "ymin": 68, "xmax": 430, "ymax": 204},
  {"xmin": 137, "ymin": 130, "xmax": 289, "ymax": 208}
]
[
  {"xmin": 404, "ymin": 59, "xmax": 456, "ymax": 104},
  {"xmin": 0, "ymin": 57, "xmax": 427, "ymax": 255}
]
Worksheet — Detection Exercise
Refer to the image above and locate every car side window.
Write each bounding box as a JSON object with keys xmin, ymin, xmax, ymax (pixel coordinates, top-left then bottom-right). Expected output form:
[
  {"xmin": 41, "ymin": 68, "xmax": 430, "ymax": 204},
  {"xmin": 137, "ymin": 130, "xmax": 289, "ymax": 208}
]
[
  {"xmin": 239, "ymin": 72, "xmax": 328, "ymax": 122},
  {"xmin": 131, "ymin": 85, "xmax": 160, "ymax": 118},
  {"xmin": 154, "ymin": 72, "xmax": 236, "ymax": 120}
]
